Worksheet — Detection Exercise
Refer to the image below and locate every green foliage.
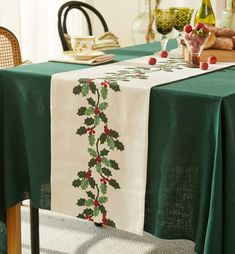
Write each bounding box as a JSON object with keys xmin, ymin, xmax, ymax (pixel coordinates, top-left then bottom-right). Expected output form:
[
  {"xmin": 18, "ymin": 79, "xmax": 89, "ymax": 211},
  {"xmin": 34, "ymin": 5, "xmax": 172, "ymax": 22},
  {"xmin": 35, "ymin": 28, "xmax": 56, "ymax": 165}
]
[
  {"xmin": 101, "ymin": 167, "xmax": 112, "ymax": 177},
  {"xmin": 107, "ymin": 136, "xmax": 115, "ymax": 150},
  {"xmin": 88, "ymin": 148, "xmax": 97, "ymax": 157},
  {"xmin": 101, "ymin": 86, "xmax": 108, "ymax": 99},
  {"xmin": 86, "ymin": 191, "xmax": 95, "ymax": 199},
  {"xmin": 89, "ymin": 178, "xmax": 96, "ymax": 189},
  {"xmin": 77, "ymin": 106, "xmax": 86, "ymax": 116},
  {"xmin": 109, "ymin": 179, "xmax": 120, "ymax": 189},
  {"xmin": 87, "ymin": 97, "xmax": 96, "ymax": 106},
  {"xmin": 84, "ymin": 118, "xmax": 94, "ymax": 126},
  {"xmin": 100, "ymin": 148, "xmax": 109, "ymax": 156},
  {"xmin": 76, "ymin": 127, "xmax": 87, "ymax": 135},
  {"xmin": 100, "ymin": 183, "xmax": 107, "ymax": 195},
  {"xmin": 109, "ymin": 82, "xmax": 120, "ymax": 92},
  {"xmin": 115, "ymin": 140, "xmax": 125, "ymax": 151},
  {"xmin": 98, "ymin": 196, "xmax": 108, "ymax": 203},
  {"xmin": 110, "ymin": 160, "xmax": 119, "ymax": 170},
  {"xmin": 73, "ymin": 85, "xmax": 82, "ymax": 95},
  {"xmin": 88, "ymin": 135, "xmax": 95, "ymax": 146},
  {"xmin": 81, "ymin": 179, "xmax": 89, "ymax": 190},
  {"xmin": 106, "ymin": 219, "xmax": 115, "ymax": 227},
  {"xmin": 85, "ymin": 199, "xmax": 93, "ymax": 207}
]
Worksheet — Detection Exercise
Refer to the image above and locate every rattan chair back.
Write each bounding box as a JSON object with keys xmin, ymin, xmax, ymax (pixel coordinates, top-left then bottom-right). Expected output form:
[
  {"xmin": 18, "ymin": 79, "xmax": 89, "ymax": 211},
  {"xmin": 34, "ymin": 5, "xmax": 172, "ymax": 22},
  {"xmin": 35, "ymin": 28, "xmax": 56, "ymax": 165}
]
[
  {"xmin": 0, "ymin": 26, "xmax": 22, "ymax": 69},
  {"xmin": 58, "ymin": 1, "xmax": 109, "ymax": 51}
]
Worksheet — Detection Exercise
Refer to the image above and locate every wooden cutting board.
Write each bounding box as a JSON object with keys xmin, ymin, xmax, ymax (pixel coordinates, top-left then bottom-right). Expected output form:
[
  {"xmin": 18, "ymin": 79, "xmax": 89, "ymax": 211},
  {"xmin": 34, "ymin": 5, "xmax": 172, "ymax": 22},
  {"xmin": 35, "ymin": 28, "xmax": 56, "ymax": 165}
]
[{"xmin": 183, "ymin": 46, "xmax": 235, "ymax": 62}]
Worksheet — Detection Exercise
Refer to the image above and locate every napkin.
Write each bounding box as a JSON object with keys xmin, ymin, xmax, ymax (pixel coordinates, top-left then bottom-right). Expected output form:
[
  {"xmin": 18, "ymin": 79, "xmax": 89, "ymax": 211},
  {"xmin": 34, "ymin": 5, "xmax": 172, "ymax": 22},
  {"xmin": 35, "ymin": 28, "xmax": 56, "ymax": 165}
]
[{"xmin": 51, "ymin": 54, "xmax": 115, "ymax": 65}]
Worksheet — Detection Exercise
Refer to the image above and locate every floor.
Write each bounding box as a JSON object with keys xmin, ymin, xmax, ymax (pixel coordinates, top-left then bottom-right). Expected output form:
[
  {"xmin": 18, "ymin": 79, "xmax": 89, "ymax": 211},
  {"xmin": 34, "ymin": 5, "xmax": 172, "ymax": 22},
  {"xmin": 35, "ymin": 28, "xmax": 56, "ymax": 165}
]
[{"xmin": 21, "ymin": 205, "xmax": 196, "ymax": 254}]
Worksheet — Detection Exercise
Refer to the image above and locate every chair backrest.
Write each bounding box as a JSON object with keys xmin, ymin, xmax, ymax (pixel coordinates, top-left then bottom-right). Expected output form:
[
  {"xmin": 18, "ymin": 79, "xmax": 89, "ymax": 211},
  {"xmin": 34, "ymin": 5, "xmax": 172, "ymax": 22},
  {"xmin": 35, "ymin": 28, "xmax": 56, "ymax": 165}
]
[
  {"xmin": 58, "ymin": 1, "xmax": 109, "ymax": 51},
  {"xmin": 0, "ymin": 26, "xmax": 22, "ymax": 69}
]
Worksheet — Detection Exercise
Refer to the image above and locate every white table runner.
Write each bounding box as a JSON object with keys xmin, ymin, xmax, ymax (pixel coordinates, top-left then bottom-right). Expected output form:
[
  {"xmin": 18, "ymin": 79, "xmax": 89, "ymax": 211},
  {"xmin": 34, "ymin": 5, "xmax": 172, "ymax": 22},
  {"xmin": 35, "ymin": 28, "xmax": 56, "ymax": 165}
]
[{"xmin": 51, "ymin": 55, "xmax": 234, "ymax": 235}]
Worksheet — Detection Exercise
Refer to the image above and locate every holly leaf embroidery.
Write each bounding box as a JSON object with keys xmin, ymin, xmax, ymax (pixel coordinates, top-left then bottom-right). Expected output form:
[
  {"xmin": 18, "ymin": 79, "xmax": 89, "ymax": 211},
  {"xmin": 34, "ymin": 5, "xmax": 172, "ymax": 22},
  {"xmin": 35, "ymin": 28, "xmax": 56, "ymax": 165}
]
[
  {"xmin": 89, "ymin": 83, "xmax": 96, "ymax": 94},
  {"xmin": 76, "ymin": 127, "xmax": 87, "ymax": 136},
  {"xmin": 77, "ymin": 171, "xmax": 86, "ymax": 178},
  {"xmin": 94, "ymin": 115, "xmax": 101, "ymax": 127},
  {"xmin": 110, "ymin": 160, "xmax": 119, "ymax": 170},
  {"xmin": 100, "ymin": 183, "xmax": 107, "ymax": 194},
  {"xmin": 102, "ymin": 157, "xmax": 110, "ymax": 167},
  {"xmin": 88, "ymin": 135, "xmax": 95, "ymax": 146},
  {"xmin": 88, "ymin": 148, "xmax": 97, "ymax": 157},
  {"xmin": 95, "ymin": 164, "xmax": 101, "ymax": 173},
  {"xmin": 84, "ymin": 118, "xmax": 95, "ymax": 126},
  {"xmin": 89, "ymin": 178, "xmax": 96, "ymax": 189},
  {"xmin": 85, "ymin": 199, "xmax": 93, "ymax": 207},
  {"xmin": 77, "ymin": 106, "xmax": 86, "ymax": 116},
  {"xmin": 99, "ymin": 102, "xmax": 108, "ymax": 111},
  {"xmin": 98, "ymin": 196, "xmax": 108, "ymax": 204},
  {"xmin": 72, "ymin": 179, "xmax": 81, "ymax": 188},
  {"xmin": 77, "ymin": 213, "xmax": 86, "ymax": 219},
  {"xmin": 82, "ymin": 84, "xmax": 90, "ymax": 97},
  {"xmin": 109, "ymin": 129, "xmax": 119, "ymax": 139},
  {"xmin": 85, "ymin": 106, "xmax": 94, "ymax": 116},
  {"xmin": 93, "ymin": 207, "xmax": 100, "ymax": 217},
  {"xmin": 99, "ymin": 112, "xmax": 108, "ymax": 123},
  {"xmin": 102, "ymin": 167, "xmax": 112, "ymax": 177},
  {"xmin": 107, "ymin": 136, "xmax": 115, "ymax": 150},
  {"xmin": 114, "ymin": 140, "xmax": 125, "ymax": 151},
  {"xmin": 83, "ymin": 208, "xmax": 93, "ymax": 216},
  {"xmin": 100, "ymin": 149, "xmax": 109, "ymax": 156},
  {"xmin": 109, "ymin": 179, "xmax": 120, "ymax": 189},
  {"xmin": 99, "ymin": 205, "xmax": 107, "ymax": 215},
  {"xmin": 73, "ymin": 85, "xmax": 82, "ymax": 95},
  {"xmin": 87, "ymin": 97, "xmax": 96, "ymax": 106},
  {"xmin": 106, "ymin": 219, "xmax": 116, "ymax": 227},
  {"xmin": 86, "ymin": 191, "xmax": 95, "ymax": 199},
  {"xmin": 101, "ymin": 87, "xmax": 108, "ymax": 99},
  {"xmin": 100, "ymin": 133, "xmax": 107, "ymax": 144},
  {"xmin": 109, "ymin": 82, "xmax": 120, "ymax": 92},
  {"xmin": 88, "ymin": 158, "xmax": 96, "ymax": 168},
  {"xmin": 81, "ymin": 179, "xmax": 89, "ymax": 190}
]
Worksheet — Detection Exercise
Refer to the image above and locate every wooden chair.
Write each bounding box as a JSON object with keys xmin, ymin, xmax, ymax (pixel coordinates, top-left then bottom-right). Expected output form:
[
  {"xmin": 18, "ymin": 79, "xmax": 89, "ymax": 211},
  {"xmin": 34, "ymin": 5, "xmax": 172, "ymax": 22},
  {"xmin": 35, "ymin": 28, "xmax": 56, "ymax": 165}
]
[
  {"xmin": 0, "ymin": 26, "xmax": 39, "ymax": 253},
  {"xmin": 0, "ymin": 26, "xmax": 22, "ymax": 69},
  {"xmin": 58, "ymin": 1, "xmax": 109, "ymax": 51}
]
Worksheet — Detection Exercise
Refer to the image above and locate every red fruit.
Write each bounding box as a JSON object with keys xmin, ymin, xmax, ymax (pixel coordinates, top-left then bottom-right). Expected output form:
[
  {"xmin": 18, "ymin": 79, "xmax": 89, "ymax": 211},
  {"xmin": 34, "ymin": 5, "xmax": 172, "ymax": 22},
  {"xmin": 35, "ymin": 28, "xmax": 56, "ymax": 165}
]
[
  {"xmin": 148, "ymin": 57, "xmax": 157, "ymax": 65},
  {"xmin": 208, "ymin": 55, "xmax": 217, "ymax": 64},
  {"xmin": 184, "ymin": 24, "xmax": 192, "ymax": 33},
  {"xmin": 102, "ymin": 216, "xmax": 107, "ymax": 225},
  {"xmin": 160, "ymin": 50, "xmax": 168, "ymax": 58},
  {"xmin": 195, "ymin": 22, "xmax": 205, "ymax": 31},
  {"xmin": 203, "ymin": 27, "xmax": 209, "ymax": 34},
  {"xmin": 200, "ymin": 62, "xmax": 209, "ymax": 70},
  {"xmin": 85, "ymin": 170, "xmax": 92, "ymax": 179}
]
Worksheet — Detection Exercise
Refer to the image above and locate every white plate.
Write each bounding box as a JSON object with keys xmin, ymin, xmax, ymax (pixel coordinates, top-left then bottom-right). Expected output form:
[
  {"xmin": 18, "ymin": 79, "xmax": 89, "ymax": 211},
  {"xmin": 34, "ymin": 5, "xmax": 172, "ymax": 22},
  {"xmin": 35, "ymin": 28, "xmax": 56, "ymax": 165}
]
[{"xmin": 64, "ymin": 51, "xmax": 105, "ymax": 61}]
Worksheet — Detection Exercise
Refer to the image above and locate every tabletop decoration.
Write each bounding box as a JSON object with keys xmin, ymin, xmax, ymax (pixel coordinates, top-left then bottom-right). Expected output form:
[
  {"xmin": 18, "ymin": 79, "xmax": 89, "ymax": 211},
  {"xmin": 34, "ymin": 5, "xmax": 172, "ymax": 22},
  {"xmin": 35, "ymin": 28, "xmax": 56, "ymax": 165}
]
[
  {"xmin": 72, "ymin": 78, "xmax": 124, "ymax": 226},
  {"xmin": 183, "ymin": 23, "xmax": 210, "ymax": 67}
]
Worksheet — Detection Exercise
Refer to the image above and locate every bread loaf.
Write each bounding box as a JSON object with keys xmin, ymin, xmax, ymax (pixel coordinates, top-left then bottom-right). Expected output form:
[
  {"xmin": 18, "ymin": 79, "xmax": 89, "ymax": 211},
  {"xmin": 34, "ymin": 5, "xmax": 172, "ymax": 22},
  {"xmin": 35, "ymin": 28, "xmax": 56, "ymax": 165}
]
[
  {"xmin": 212, "ymin": 37, "xmax": 233, "ymax": 50},
  {"xmin": 205, "ymin": 25, "xmax": 235, "ymax": 37}
]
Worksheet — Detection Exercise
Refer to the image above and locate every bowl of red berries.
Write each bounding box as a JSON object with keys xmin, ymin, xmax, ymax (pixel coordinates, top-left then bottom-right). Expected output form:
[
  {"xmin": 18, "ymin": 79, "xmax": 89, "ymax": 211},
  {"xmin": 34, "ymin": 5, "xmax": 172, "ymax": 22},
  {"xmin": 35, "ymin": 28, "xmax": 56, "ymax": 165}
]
[{"xmin": 183, "ymin": 23, "xmax": 210, "ymax": 68}]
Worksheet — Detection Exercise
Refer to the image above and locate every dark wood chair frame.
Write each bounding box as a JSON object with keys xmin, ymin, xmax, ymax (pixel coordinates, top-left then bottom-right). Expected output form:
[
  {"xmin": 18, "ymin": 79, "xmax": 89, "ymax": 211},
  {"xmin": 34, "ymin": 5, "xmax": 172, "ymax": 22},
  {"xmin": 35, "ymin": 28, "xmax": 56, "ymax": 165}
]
[{"xmin": 58, "ymin": 1, "xmax": 109, "ymax": 51}]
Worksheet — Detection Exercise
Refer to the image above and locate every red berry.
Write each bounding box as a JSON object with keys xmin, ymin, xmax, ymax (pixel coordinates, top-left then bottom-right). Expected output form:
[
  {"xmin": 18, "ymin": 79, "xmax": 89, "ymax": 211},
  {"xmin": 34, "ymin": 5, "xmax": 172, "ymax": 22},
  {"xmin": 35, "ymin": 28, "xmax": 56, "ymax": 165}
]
[
  {"xmin": 208, "ymin": 55, "xmax": 217, "ymax": 64},
  {"xmin": 94, "ymin": 107, "xmax": 100, "ymax": 115},
  {"xmin": 160, "ymin": 50, "xmax": 168, "ymax": 58},
  {"xmin": 148, "ymin": 57, "xmax": 157, "ymax": 65},
  {"xmin": 200, "ymin": 62, "xmax": 209, "ymax": 70},
  {"xmin": 96, "ymin": 156, "xmax": 101, "ymax": 163},
  {"xmin": 94, "ymin": 200, "xmax": 100, "ymax": 207},
  {"xmin": 184, "ymin": 24, "xmax": 192, "ymax": 33},
  {"xmin": 195, "ymin": 22, "xmax": 205, "ymax": 31},
  {"xmin": 102, "ymin": 216, "xmax": 107, "ymax": 225}
]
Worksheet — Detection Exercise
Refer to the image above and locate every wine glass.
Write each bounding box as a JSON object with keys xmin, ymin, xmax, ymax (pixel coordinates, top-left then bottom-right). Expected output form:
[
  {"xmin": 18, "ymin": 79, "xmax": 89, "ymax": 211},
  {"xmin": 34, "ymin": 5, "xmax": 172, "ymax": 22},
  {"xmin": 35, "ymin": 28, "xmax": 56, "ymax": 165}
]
[
  {"xmin": 155, "ymin": 8, "xmax": 174, "ymax": 52},
  {"xmin": 170, "ymin": 7, "xmax": 194, "ymax": 58}
]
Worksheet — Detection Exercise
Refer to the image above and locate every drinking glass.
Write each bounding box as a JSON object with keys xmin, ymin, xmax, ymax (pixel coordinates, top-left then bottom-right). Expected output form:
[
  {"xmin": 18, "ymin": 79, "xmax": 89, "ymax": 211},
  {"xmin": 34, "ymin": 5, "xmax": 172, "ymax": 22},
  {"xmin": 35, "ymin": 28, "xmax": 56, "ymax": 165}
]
[
  {"xmin": 155, "ymin": 8, "xmax": 174, "ymax": 52},
  {"xmin": 171, "ymin": 7, "xmax": 194, "ymax": 57}
]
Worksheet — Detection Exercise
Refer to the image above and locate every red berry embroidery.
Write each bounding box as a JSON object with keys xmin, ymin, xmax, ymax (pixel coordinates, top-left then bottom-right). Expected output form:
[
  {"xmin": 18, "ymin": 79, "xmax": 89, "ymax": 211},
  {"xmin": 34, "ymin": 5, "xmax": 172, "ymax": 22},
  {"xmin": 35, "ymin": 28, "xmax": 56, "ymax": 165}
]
[
  {"xmin": 94, "ymin": 107, "xmax": 100, "ymax": 115},
  {"xmin": 100, "ymin": 177, "xmax": 109, "ymax": 184},
  {"xmin": 102, "ymin": 215, "xmax": 107, "ymax": 225},
  {"xmin": 96, "ymin": 156, "xmax": 102, "ymax": 164},
  {"xmin": 101, "ymin": 81, "xmax": 110, "ymax": 87},
  {"xmin": 86, "ymin": 215, "xmax": 94, "ymax": 221},
  {"xmin": 104, "ymin": 125, "xmax": 110, "ymax": 136},
  {"xmin": 85, "ymin": 170, "xmax": 92, "ymax": 179},
  {"xmin": 94, "ymin": 200, "xmax": 100, "ymax": 207}
]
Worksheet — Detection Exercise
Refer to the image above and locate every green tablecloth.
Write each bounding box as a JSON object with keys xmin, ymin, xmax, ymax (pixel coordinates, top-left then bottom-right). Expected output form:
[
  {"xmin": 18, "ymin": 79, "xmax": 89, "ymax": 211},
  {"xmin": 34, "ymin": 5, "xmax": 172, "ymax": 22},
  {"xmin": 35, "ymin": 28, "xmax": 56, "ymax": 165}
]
[{"xmin": 1, "ymin": 40, "xmax": 235, "ymax": 254}]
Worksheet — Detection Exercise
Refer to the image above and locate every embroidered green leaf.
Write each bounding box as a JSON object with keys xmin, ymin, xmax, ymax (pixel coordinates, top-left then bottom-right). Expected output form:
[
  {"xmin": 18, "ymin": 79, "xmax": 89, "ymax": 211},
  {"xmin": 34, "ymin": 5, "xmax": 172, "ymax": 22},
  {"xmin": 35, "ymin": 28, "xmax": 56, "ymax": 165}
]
[
  {"xmin": 76, "ymin": 127, "xmax": 87, "ymax": 136},
  {"xmin": 88, "ymin": 135, "xmax": 95, "ymax": 146},
  {"xmin": 94, "ymin": 115, "xmax": 101, "ymax": 127},
  {"xmin": 110, "ymin": 82, "xmax": 120, "ymax": 92},
  {"xmin": 98, "ymin": 197, "xmax": 108, "ymax": 204},
  {"xmin": 99, "ymin": 102, "xmax": 108, "ymax": 111},
  {"xmin": 109, "ymin": 129, "xmax": 119, "ymax": 139},
  {"xmin": 89, "ymin": 178, "xmax": 96, "ymax": 189},
  {"xmin": 77, "ymin": 213, "xmax": 86, "ymax": 219},
  {"xmin": 106, "ymin": 219, "xmax": 115, "ymax": 227},
  {"xmin": 86, "ymin": 191, "xmax": 95, "ymax": 199},
  {"xmin": 82, "ymin": 84, "xmax": 90, "ymax": 96},
  {"xmin": 102, "ymin": 167, "xmax": 112, "ymax": 177},
  {"xmin": 72, "ymin": 179, "xmax": 81, "ymax": 188},
  {"xmin": 88, "ymin": 158, "xmax": 96, "ymax": 168},
  {"xmin": 114, "ymin": 140, "xmax": 125, "ymax": 151},
  {"xmin": 101, "ymin": 87, "xmax": 108, "ymax": 99},
  {"xmin": 84, "ymin": 118, "xmax": 95, "ymax": 126},
  {"xmin": 99, "ymin": 205, "xmax": 107, "ymax": 215},
  {"xmin": 77, "ymin": 171, "xmax": 86, "ymax": 178},
  {"xmin": 100, "ymin": 133, "xmax": 107, "ymax": 144},
  {"xmin": 99, "ymin": 112, "xmax": 108, "ymax": 123},
  {"xmin": 85, "ymin": 106, "xmax": 94, "ymax": 116},
  {"xmin": 90, "ymin": 83, "xmax": 96, "ymax": 94},
  {"xmin": 77, "ymin": 106, "xmax": 86, "ymax": 116},
  {"xmin": 100, "ymin": 183, "xmax": 107, "ymax": 194},
  {"xmin": 93, "ymin": 207, "xmax": 100, "ymax": 217},
  {"xmin": 85, "ymin": 199, "xmax": 93, "ymax": 207},
  {"xmin": 102, "ymin": 157, "xmax": 110, "ymax": 167},
  {"xmin": 88, "ymin": 148, "xmax": 97, "ymax": 157},
  {"xmin": 100, "ymin": 148, "xmax": 109, "ymax": 156},
  {"xmin": 109, "ymin": 179, "xmax": 120, "ymax": 189},
  {"xmin": 110, "ymin": 160, "xmax": 119, "ymax": 170},
  {"xmin": 81, "ymin": 179, "xmax": 89, "ymax": 190},
  {"xmin": 95, "ymin": 164, "xmax": 101, "ymax": 173},
  {"xmin": 107, "ymin": 136, "xmax": 115, "ymax": 150},
  {"xmin": 83, "ymin": 208, "xmax": 93, "ymax": 216},
  {"xmin": 87, "ymin": 97, "xmax": 96, "ymax": 106},
  {"xmin": 73, "ymin": 85, "xmax": 82, "ymax": 95}
]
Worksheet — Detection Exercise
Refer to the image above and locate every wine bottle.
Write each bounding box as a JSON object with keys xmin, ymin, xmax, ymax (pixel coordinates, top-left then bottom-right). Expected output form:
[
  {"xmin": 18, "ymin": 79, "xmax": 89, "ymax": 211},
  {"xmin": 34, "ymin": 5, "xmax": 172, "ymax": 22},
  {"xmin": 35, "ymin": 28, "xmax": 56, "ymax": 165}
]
[{"xmin": 194, "ymin": 0, "xmax": 216, "ymax": 26}]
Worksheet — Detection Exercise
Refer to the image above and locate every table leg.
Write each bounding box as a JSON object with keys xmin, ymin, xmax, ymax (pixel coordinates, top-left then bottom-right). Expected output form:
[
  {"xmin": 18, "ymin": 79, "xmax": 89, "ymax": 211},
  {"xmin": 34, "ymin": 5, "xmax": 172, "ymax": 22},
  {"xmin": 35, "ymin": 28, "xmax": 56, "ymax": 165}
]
[
  {"xmin": 30, "ymin": 202, "xmax": 40, "ymax": 254},
  {"xmin": 6, "ymin": 203, "xmax": 22, "ymax": 254}
]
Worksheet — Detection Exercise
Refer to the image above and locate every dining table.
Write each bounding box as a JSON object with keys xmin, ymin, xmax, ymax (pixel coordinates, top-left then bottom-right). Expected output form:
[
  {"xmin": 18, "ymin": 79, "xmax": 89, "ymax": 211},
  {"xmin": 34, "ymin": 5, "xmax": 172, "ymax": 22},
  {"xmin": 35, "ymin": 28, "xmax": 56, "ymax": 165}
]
[{"xmin": 1, "ymin": 40, "xmax": 235, "ymax": 254}]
